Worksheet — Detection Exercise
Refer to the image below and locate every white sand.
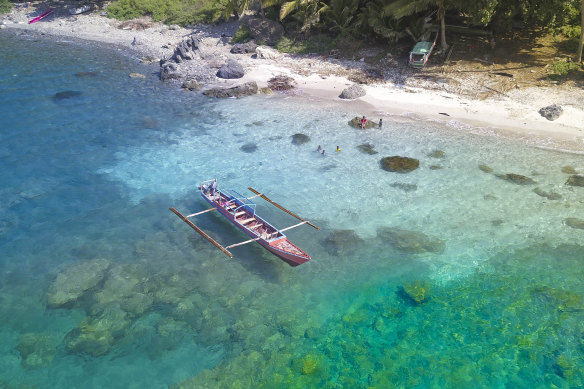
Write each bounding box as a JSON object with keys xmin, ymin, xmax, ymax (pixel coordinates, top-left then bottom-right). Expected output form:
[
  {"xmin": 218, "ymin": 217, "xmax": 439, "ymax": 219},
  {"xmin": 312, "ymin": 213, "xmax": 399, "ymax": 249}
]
[{"xmin": 2, "ymin": 7, "xmax": 583, "ymax": 152}]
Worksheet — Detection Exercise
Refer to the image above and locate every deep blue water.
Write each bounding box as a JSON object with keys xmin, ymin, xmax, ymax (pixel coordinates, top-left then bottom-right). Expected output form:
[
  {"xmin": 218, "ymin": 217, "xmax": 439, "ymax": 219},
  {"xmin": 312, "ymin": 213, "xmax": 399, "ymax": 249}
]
[{"xmin": 1, "ymin": 30, "xmax": 583, "ymax": 388}]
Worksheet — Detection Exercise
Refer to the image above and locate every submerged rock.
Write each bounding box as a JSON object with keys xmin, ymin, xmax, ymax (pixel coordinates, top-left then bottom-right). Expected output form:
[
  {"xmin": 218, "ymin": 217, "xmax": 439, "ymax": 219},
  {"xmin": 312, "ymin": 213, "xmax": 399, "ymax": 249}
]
[
  {"xmin": 478, "ymin": 164, "xmax": 493, "ymax": 173},
  {"xmin": 53, "ymin": 90, "xmax": 82, "ymax": 100},
  {"xmin": 561, "ymin": 166, "xmax": 577, "ymax": 174},
  {"xmin": 427, "ymin": 150, "xmax": 445, "ymax": 158},
  {"xmin": 339, "ymin": 84, "xmax": 366, "ymax": 99},
  {"xmin": 357, "ymin": 143, "xmax": 378, "ymax": 155},
  {"xmin": 16, "ymin": 333, "xmax": 57, "ymax": 369},
  {"xmin": 565, "ymin": 217, "xmax": 584, "ymax": 230},
  {"xmin": 390, "ymin": 183, "xmax": 417, "ymax": 192},
  {"xmin": 65, "ymin": 304, "xmax": 131, "ymax": 357},
  {"xmin": 240, "ymin": 143, "xmax": 258, "ymax": 153},
  {"xmin": 533, "ymin": 187, "xmax": 562, "ymax": 200},
  {"xmin": 203, "ymin": 82, "xmax": 258, "ymax": 98},
  {"xmin": 380, "ymin": 156, "xmax": 420, "ymax": 173},
  {"xmin": 46, "ymin": 258, "xmax": 111, "ymax": 308},
  {"xmin": 322, "ymin": 229, "xmax": 364, "ymax": 255},
  {"xmin": 566, "ymin": 175, "xmax": 584, "ymax": 187},
  {"xmin": 377, "ymin": 227, "xmax": 444, "ymax": 254},
  {"xmin": 291, "ymin": 133, "xmax": 310, "ymax": 145},
  {"xmin": 401, "ymin": 281, "xmax": 429, "ymax": 305},
  {"xmin": 496, "ymin": 173, "xmax": 536, "ymax": 185}
]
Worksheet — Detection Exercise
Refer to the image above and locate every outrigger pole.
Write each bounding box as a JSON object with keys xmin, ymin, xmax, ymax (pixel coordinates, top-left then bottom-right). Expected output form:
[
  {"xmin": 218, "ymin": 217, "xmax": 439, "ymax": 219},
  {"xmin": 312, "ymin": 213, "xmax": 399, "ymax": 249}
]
[
  {"xmin": 247, "ymin": 187, "xmax": 320, "ymax": 230},
  {"xmin": 169, "ymin": 207, "xmax": 233, "ymax": 258}
]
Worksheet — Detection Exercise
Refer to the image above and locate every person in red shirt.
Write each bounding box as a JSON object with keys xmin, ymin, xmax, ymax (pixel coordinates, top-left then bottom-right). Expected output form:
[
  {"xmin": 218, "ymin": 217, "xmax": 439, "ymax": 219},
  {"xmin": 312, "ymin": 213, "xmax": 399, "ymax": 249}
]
[{"xmin": 360, "ymin": 116, "xmax": 367, "ymax": 129}]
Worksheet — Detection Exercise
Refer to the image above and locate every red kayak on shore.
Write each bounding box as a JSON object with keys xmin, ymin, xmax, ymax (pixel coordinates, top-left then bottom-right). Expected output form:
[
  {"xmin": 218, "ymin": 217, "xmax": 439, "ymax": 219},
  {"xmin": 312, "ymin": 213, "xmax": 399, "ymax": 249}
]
[
  {"xmin": 170, "ymin": 179, "xmax": 319, "ymax": 266},
  {"xmin": 28, "ymin": 9, "xmax": 53, "ymax": 24}
]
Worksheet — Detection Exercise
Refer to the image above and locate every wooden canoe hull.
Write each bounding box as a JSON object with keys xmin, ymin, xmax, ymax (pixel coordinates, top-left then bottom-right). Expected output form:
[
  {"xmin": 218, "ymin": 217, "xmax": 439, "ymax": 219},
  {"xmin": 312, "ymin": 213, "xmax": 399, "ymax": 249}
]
[{"xmin": 201, "ymin": 191, "xmax": 310, "ymax": 266}]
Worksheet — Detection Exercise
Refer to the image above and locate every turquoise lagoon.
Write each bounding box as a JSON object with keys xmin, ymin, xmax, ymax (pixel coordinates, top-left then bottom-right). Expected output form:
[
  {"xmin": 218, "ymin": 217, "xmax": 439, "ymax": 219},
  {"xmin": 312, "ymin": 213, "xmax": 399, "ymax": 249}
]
[{"xmin": 1, "ymin": 31, "xmax": 583, "ymax": 388}]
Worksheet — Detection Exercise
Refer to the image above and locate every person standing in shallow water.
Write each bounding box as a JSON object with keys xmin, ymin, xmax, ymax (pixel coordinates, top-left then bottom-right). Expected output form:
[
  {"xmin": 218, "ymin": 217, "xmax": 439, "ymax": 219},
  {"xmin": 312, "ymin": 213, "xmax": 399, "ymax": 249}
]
[
  {"xmin": 379, "ymin": 119, "xmax": 383, "ymax": 128},
  {"xmin": 360, "ymin": 116, "xmax": 367, "ymax": 129}
]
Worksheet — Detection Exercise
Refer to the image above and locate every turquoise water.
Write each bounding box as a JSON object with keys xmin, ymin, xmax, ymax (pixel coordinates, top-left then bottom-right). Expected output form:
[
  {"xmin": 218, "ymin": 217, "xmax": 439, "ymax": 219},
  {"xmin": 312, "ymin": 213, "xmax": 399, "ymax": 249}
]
[{"xmin": 1, "ymin": 31, "xmax": 583, "ymax": 388}]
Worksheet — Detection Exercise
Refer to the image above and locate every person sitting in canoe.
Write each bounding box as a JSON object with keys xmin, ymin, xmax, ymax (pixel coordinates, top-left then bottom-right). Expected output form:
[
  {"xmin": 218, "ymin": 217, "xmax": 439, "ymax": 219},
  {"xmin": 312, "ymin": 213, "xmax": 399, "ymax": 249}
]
[{"xmin": 360, "ymin": 116, "xmax": 367, "ymax": 129}]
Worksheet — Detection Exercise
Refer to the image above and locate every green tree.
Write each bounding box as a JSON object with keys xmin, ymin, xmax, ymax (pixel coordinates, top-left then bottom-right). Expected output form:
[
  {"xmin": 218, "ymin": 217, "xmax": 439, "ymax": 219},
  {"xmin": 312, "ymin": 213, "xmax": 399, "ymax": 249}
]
[
  {"xmin": 578, "ymin": 0, "xmax": 583, "ymax": 62},
  {"xmin": 280, "ymin": 0, "xmax": 329, "ymax": 31},
  {"xmin": 383, "ymin": 0, "xmax": 450, "ymax": 50}
]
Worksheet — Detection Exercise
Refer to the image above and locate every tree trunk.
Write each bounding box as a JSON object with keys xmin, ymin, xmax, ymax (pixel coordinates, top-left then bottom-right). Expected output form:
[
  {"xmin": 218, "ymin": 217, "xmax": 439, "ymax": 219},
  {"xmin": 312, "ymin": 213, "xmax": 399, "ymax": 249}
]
[
  {"xmin": 438, "ymin": 0, "xmax": 449, "ymax": 51},
  {"xmin": 578, "ymin": 0, "xmax": 584, "ymax": 62}
]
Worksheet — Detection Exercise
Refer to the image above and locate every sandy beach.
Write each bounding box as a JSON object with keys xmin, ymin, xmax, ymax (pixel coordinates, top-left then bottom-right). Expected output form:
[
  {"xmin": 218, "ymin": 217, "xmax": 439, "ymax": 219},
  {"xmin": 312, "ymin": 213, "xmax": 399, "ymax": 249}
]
[{"xmin": 2, "ymin": 5, "xmax": 583, "ymax": 152}]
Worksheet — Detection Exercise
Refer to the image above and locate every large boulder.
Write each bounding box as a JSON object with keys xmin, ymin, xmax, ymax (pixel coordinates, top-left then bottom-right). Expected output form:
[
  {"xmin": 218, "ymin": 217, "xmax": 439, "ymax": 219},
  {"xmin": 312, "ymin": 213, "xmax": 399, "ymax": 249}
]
[
  {"xmin": 538, "ymin": 104, "xmax": 563, "ymax": 121},
  {"xmin": 203, "ymin": 81, "xmax": 258, "ymax": 98},
  {"xmin": 377, "ymin": 227, "xmax": 445, "ymax": 254},
  {"xmin": 349, "ymin": 116, "xmax": 378, "ymax": 129},
  {"xmin": 256, "ymin": 46, "xmax": 279, "ymax": 59},
  {"xmin": 246, "ymin": 18, "xmax": 285, "ymax": 46},
  {"xmin": 380, "ymin": 156, "xmax": 420, "ymax": 173},
  {"xmin": 339, "ymin": 84, "xmax": 366, "ymax": 99},
  {"xmin": 231, "ymin": 41, "xmax": 258, "ymax": 54},
  {"xmin": 171, "ymin": 36, "xmax": 200, "ymax": 62},
  {"xmin": 46, "ymin": 258, "xmax": 111, "ymax": 308},
  {"xmin": 217, "ymin": 59, "xmax": 244, "ymax": 79}
]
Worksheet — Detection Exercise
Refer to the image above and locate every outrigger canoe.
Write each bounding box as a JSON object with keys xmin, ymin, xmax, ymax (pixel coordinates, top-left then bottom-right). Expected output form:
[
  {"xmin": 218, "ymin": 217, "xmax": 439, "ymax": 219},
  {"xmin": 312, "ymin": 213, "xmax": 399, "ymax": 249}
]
[
  {"xmin": 28, "ymin": 9, "xmax": 53, "ymax": 24},
  {"xmin": 170, "ymin": 179, "xmax": 319, "ymax": 266}
]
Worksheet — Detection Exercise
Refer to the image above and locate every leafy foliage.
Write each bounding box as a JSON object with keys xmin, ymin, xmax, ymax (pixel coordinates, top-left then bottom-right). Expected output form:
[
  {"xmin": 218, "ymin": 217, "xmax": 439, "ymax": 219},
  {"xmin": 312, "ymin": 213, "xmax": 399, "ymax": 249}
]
[
  {"xmin": 323, "ymin": 0, "xmax": 359, "ymax": 34},
  {"xmin": 0, "ymin": 0, "xmax": 13, "ymax": 14},
  {"xmin": 106, "ymin": 0, "xmax": 227, "ymax": 24},
  {"xmin": 275, "ymin": 34, "xmax": 336, "ymax": 53},
  {"xmin": 232, "ymin": 24, "xmax": 252, "ymax": 43},
  {"xmin": 549, "ymin": 60, "xmax": 582, "ymax": 77}
]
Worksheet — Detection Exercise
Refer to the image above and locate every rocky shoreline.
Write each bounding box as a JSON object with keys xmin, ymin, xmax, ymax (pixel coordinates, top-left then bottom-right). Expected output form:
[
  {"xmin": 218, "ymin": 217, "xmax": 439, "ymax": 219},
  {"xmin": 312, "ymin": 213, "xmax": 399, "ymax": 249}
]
[{"xmin": 2, "ymin": 6, "xmax": 584, "ymax": 151}]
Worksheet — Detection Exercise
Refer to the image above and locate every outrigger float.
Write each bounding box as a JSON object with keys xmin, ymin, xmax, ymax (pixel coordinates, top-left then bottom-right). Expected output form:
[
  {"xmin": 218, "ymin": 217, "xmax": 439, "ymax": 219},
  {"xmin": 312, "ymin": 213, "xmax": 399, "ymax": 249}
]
[{"xmin": 170, "ymin": 179, "xmax": 319, "ymax": 266}]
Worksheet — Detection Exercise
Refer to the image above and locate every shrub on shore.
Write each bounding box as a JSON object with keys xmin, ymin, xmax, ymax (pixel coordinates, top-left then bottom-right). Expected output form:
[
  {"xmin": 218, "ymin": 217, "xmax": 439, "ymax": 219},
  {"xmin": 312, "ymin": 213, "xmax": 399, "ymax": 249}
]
[
  {"xmin": 0, "ymin": 0, "xmax": 13, "ymax": 14},
  {"xmin": 106, "ymin": 0, "xmax": 225, "ymax": 25}
]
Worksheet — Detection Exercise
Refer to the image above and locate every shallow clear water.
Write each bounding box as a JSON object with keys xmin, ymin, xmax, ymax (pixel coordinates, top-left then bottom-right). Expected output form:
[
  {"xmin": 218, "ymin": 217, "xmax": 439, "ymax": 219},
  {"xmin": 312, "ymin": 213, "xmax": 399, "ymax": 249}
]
[{"xmin": 1, "ymin": 31, "xmax": 583, "ymax": 388}]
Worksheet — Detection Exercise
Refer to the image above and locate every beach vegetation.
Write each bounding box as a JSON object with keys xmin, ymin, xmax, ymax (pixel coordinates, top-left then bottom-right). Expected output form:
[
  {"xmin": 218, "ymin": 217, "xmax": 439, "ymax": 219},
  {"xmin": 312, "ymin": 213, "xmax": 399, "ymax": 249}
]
[
  {"xmin": 106, "ymin": 0, "xmax": 226, "ymax": 24},
  {"xmin": 275, "ymin": 34, "xmax": 335, "ymax": 53},
  {"xmin": 548, "ymin": 59, "xmax": 583, "ymax": 80},
  {"xmin": 232, "ymin": 24, "xmax": 251, "ymax": 42},
  {"xmin": 0, "ymin": 0, "xmax": 12, "ymax": 14}
]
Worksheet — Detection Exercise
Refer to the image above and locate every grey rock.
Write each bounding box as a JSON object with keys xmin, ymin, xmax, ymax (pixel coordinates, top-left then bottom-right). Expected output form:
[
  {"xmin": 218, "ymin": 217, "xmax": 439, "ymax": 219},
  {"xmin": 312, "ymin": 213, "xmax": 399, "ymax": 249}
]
[
  {"xmin": 181, "ymin": 79, "xmax": 201, "ymax": 91},
  {"xmin": 217, "ymin": 59, "xmax": 244, "ymax": 79},
  {"xmin": 231, "ymin": 42, "xmax": 258, "ymax": 54},
  {"xmin": 538, "ymin": 104, "xmax": 563, "ymax": 121},
  {"xmin": 339, "ymin": 84, "xmax": 366, "ymax": 99},
  {"xmin": 203, "ymin": 81, "xmax": 258, "ymax": 98}
]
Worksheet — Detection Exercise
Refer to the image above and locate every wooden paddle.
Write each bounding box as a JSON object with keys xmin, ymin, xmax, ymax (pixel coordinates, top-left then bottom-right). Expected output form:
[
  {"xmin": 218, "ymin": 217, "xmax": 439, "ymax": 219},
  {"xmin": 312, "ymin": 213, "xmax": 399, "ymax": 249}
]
[{"xmin": 247, "ymin": 187, "xmax": 320, "ymax": 230}]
